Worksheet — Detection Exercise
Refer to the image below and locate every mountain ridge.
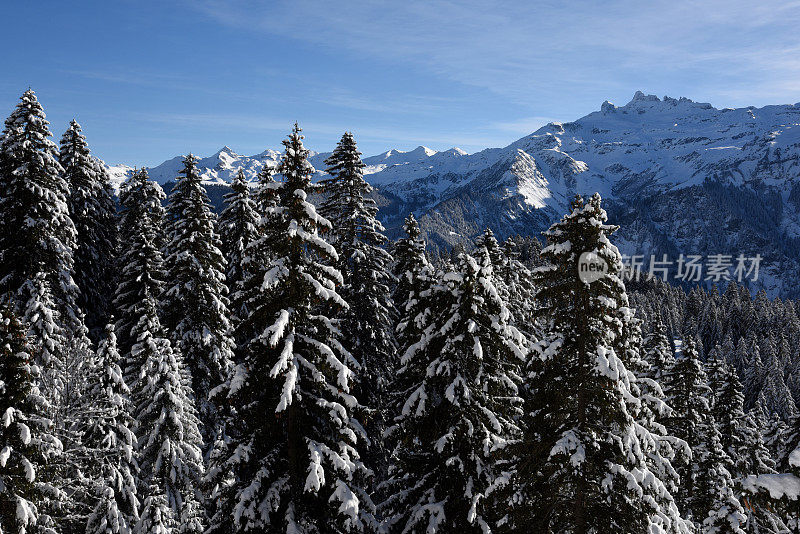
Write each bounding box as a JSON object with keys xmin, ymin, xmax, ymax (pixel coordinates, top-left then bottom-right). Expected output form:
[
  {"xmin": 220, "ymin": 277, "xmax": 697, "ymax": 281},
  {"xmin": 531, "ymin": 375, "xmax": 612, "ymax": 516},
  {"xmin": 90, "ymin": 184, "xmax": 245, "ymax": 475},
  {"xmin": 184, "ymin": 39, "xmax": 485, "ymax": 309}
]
[{"xmin": 103, "ymin": 92, "xmax": 800, "ymax": 297}]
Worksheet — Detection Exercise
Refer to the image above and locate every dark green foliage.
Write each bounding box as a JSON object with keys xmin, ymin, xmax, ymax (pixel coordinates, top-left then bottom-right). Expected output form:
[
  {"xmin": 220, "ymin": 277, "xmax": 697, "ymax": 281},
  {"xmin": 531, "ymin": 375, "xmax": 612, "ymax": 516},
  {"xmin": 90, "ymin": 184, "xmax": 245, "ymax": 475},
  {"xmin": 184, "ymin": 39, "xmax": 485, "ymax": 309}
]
[
  {"xmin": 59, "ymin": 120, "xmax": 117, "ymax": 339},
  {"xmin": 383, "ymin": 251, "xmax": 525, "ymax": 532},
  {"xmin": 214, "ymin": 124, "xmax": 375, "ymax": 533},
  {"xmin": 163, "ymin": 154, "xmax": 235, "ymax": 447}
]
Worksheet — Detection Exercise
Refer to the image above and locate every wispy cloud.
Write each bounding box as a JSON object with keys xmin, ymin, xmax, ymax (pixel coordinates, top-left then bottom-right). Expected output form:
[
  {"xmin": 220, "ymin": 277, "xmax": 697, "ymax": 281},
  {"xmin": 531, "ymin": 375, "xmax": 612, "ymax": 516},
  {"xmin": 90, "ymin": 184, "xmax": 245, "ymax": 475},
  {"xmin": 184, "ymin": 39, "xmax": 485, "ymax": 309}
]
[
  {"xmin": 490, "ymin": 116, "xmax": 560, "ymax": 135},
  {"xmin": 128, "ymin": 109, "xmax": 514, "ymax": 153},
  {"xmin": 191, "ymin": 0, "xmax": 800, "ymax": 109}
]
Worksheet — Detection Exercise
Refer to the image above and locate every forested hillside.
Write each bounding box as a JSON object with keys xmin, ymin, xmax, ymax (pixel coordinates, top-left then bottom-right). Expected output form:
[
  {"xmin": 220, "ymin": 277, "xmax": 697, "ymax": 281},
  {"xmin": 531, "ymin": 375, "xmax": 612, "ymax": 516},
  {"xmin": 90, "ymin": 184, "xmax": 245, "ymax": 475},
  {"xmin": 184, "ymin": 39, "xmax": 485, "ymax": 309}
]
[{"xmin": 4, "ymin": 89, "xmax": 800, "ymax": 534}]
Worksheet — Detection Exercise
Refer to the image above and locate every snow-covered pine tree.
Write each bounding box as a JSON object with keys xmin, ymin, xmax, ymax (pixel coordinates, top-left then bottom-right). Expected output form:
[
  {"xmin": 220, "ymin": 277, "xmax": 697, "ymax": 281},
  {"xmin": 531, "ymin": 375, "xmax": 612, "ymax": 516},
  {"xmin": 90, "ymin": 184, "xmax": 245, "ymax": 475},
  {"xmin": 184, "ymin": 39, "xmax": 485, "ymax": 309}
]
[
  {"xmin": 708, "ymin": 358, "xmax": 747, "ymax": 474},
  {"xmin": 621, "ymin": 308, "xmax": 689, "ymax": 533},
  {"xmin": 499, "ymin": 236, "xmax": 537, "ymax": 332},
  {"xmin": 756, "ymin": 352, "xmax": 798, "ymax": 421},
  {"xmin": 0, "ymin": 90, "xmax": 83, "ymax": 340},
  {"xmin": 391, "ymin": 213, "xmax": 429, "ymax": 322},
  {"xmin": 643, "ymin": 320, "xmax": 675, "ymax": 381},
  {"xmin": 736, "ymin": 412, "xmax": 787, "ymax": 534},
  {"xmin": 662, "ymin": 339, "xmax": 746, "ymax": 531},
  {"xmin": 218, "ymin": 124, "xmax": 375, "ymax": 533},
  {"xmin": 229, "ymin": 163, "xmax": 280, "ymax": 346},
  {"xmin": 136, "ymin": 490, "xmax": 173, "ymax": 534},
  {"xmin": 321, "ymin": 131, "xmax": 396, "ymax": 480},
  {"xmin": 131, "ymin": 292, "xmax": 204, "ymax": 534},
  {"xmin": 81, "ymin": 323, "xmax": 139, "ymax": 532},
  {"xmin": 114, "ymin": 169, "xmax": 166, "ymax": 361},
  {"xmin": 59, "ymin": 120, "xmax": 118, "ymax": 339},
  {"xmin": 0, "ymin": 300, "xmax": 62, "ymax": 534},
  {"xmin": 14, "ymin": 272, "xmax": 92, "ymax": 532},
  {"xmin": 507, "ymin": 194, "xmax": 681, "ymax": 533},
  {"xmin": 473, "ymin": 229, "xmax": 505, "ymax": 276},
  {"xmin": 693, "ymin": 411, "xmax": 747, "ymax": 534},
  {"xmin": 16, "ymin": 273, "xmax": 68, "ymax": 411},
  {"xmin": 218, "ymin": 168, "xmax": 258, "ymax": 318},
  {"xmin": 252, "ymin": 162, "xmax": 279, "ymax": 216},
  {"xmin": 382, "ymin": 250, "xmax": 526, "ymax": 532},
  {"xmin": 86, "ymin": 486, "xmax": 130, "ymax": 534},
  {"xmin": 163, "ymin": 154, "xmax": 235, "ymax": 447}
]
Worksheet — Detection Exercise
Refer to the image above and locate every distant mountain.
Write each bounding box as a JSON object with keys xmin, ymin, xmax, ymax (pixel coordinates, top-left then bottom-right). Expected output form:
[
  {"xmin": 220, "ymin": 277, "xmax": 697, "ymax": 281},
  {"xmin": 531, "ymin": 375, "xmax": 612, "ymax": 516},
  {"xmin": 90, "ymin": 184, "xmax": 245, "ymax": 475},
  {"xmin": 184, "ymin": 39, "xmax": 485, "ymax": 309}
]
[{"xmin": 104, "ymin": 91, "xmax": 800, "ymax": 297}]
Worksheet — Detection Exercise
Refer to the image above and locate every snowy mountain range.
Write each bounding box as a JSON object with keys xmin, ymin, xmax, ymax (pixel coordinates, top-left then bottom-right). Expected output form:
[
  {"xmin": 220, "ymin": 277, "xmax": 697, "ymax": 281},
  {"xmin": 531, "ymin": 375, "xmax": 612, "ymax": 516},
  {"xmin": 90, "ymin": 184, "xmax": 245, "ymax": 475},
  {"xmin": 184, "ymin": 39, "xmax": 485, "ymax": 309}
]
[{"xmin": 105, "ymin": 91, "xmax": 800, "ymax": 298}]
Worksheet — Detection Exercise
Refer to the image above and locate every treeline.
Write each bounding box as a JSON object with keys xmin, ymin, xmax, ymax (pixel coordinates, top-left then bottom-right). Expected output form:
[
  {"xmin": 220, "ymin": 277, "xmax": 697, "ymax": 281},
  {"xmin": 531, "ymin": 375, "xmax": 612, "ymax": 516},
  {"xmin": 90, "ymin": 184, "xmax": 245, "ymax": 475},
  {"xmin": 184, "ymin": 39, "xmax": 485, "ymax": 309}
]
[{"xmin": 1, "ymin": 89, "xmax": 800, "ymax": 534}]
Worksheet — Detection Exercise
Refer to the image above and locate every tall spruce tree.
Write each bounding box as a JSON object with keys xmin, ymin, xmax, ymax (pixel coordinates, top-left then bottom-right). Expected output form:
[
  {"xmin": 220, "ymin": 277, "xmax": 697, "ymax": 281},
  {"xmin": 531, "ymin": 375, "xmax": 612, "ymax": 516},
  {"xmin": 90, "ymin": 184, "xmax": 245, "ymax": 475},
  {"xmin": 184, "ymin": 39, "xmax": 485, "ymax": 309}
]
[
  {"xmin": 391, "ymin": 213, "xmax": 429, "ymax": 321},
  {"xmin": 59, "ymin": 119, "xmax": 118, "ymax": 339},
  {"xmin": 0, "ymin": 301, "xmax": 62, "ymax": 534},
  {"xmin": 218, "ymin": 168, "xmax": 259, "ymax": 318},
  {"xmin": 16, "ymin": 273, "xmax": 91, "ymax": 533},
  {"xmin": 0, "ymin": 90, "xmax": 83, "ymax": 340},
  {"xmin": 321, "ymin": 131, "xmax": 396, "ymax": 479},
  {"xmin": 163, "ymin": 154, "xmax": 235, "ymax": 447},
  {"xmin": 114, "ymin": 169, "xmax": 166, "ymax": 361},
  {"xmin": 215, "ymin": 124, "xmax": 375, "ymax": 533},
  {"xmin": 662, "ymin": 339, "xmax": 746, "ymax": 531},
  {"xmin": 131, "ymin": 292, "xmax": 205, "ymax": 534},
  {"xmin": 82, "ymin": 323, "xmax": 139, "ymax": 532},
  {"xmin": 229, "ymin": 163, "xmax": 280, "ymax": 346},
  {"xmin": 507, "ymin": 194, "xmax": 681, "ymax": 533},
  {"xmin": 623, "ymin": 309, "xmax": 690, "ymax": 533},
  {"xmin": 499, "ymin": 236, "xmax": 537, "ymax": 332},
  {"xmin": 382, "ymin": 250, "xmax": 526, "ymax": 532}
]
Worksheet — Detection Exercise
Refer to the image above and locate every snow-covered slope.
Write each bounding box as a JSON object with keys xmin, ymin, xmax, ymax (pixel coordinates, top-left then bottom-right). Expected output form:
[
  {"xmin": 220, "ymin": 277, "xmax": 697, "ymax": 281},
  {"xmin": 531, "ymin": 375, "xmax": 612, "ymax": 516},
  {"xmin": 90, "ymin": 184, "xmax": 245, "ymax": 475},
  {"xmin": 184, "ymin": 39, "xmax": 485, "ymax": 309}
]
[{"xmin": 105, "ymin": 92, "xmax": 800, "ymax": 297}]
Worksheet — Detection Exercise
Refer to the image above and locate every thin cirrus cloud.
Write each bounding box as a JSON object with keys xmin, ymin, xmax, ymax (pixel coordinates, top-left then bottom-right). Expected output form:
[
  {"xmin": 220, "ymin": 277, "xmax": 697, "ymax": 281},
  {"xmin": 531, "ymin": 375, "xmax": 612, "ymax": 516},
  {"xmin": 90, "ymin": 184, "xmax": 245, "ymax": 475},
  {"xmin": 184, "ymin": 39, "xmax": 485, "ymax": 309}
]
[
  {"xmin": 191, "ymin": 0, "xmax": 800, "ymax": 108},
  {"xmin": 130, "ymin": 110, "xmax": 513, "ymax": 154}
]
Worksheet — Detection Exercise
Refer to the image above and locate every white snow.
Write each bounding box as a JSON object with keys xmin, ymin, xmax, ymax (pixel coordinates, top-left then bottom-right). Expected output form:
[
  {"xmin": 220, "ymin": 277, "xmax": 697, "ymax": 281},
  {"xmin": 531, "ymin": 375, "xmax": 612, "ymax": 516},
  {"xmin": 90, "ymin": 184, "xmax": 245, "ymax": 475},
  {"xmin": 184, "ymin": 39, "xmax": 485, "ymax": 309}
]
[{"xmin": 743, "ymin": 473, "xmax": 800, "ymax": 500}]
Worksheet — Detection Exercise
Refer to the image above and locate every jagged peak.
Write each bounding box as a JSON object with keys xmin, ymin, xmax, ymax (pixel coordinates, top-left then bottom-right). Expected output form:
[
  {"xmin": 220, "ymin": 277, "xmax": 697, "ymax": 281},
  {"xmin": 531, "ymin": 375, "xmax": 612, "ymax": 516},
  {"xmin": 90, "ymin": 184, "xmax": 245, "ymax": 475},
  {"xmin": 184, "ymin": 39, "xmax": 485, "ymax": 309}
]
[
  {"xmin": 409, "ymin": 145, "xmax": 437, "ymax": 156},
  {"xmin": 627, "ymin": 91, "xmax": 661, "ymax": 105},
  {"xmin": 212, "ymin": 145, "xmax": 239, "ymax": 158},
  {"xmin": 601, "ymin": 100, "xmax": 617, "ymax": 114}
]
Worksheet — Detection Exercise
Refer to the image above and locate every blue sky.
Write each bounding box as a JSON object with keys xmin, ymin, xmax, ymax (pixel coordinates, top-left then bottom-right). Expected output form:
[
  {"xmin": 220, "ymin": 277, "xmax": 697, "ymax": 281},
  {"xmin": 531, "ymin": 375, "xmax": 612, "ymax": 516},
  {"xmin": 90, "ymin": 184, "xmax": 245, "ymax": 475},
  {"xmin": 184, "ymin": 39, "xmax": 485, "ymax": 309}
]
[{"xmin": 3, "ymin": 0, "xmax": 800, "ymax": 166}]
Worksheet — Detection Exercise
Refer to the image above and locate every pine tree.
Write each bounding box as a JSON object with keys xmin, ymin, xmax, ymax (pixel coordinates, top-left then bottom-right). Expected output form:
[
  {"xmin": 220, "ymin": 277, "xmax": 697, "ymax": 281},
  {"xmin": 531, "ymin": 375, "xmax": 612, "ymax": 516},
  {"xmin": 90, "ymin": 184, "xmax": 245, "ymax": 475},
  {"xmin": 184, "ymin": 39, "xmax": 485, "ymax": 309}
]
[
  {"xmin": 642, "ymin": 320, "xmax": 674, "ymax": 381},
  {"xmin": 694, "ymin": 415, "xmax": 747, "ymax": 534},
  {"xmin": 252, "ymin": 162, "xmax": 279, "ymax": 216},
  {"xmin": 737, "ymin": 413, "xmax": 787, "ymax": 534},
  {"xmin": 114, "ymin": 169, "xmax": 166, "ymax": 361},
  {"xmin": 136, "ymin": 490, "xmax": 173, "ymax": 534},
  {"xmin": 663, "ymin": 339, "xmax": 746, "ymax": 531},
  {"xmin": 623, "ymin": 309, "xmax": 690, "ymax": 533},
  {"xmin": 218, "ymin": 168, "xmax": 258, "ymax": 317},
  {"xmin": 59, "ymin": 120, "xmax": 118, "ymax": 339},
  {"xmin": 217, "ymin": 124, "xmax": 375, "ymax": 533},
  {"xmin": 163, "ymin": 154, "xmax": 235, "ymax": 447},
  {"xmin": 16, "ymin": 273, "xmax": 94, "ymax": 533},
  {"xmin": 230, "ymin": 163, "xmax": 280, "ymax": 346},
  {"xmin": 0, "ymin": 90, "xmax": 83, "ymax": 340},
  {"xmin": 16, "ymin": 273, "xmax": 69, "ymax": 410},
  {"xmin": 0, "ymin": 301, "xmax": 62, "ymax": 534},
  {"xmin": 507, "ymin": 194, "xmax": 681, "ymax": 533},
  {"xmin": 81, "ymin": 323, "xmax": 139, "ymax": 530},
  {"xmin": 708, "ymin": 360, "xmax": 747, "ymax": 473},
  {"xmin": 131, "ymin": 292, "xmax": 204, "ymax": 534},
  {"xmin": 86, "ymin": 486, "xmax": 130, "ymax": 534},
  {"xmin": 0, "ymin": 97, "xmax": 93, "ymax": 513},
  {"xmin": 321, "ymin": 132, "xmax": 396, "ymax": 480},
  {"xmin": 382, "ymin": 251, "xmax": 526, "ymax": 532},
  {"xmin": 391, "ymin": 213, "xmax": 429, "ymax": 322},
  {"xmin": 499, "ymin": 236, "xmax": 537, "ymax": 332}
]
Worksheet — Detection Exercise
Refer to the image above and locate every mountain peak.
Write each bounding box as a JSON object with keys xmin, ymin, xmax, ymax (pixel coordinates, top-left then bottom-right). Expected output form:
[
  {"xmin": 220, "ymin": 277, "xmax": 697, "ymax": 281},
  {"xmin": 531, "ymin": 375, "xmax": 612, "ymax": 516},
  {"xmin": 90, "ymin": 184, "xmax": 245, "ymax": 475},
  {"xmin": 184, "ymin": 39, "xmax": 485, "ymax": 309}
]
[
  {"xmin": 628, "ymin": 91, "xmax": 661, "ymax": 105},
  {"xmin": 411, "ymin": 145, "xmax": 437, "ymax": 156}
]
